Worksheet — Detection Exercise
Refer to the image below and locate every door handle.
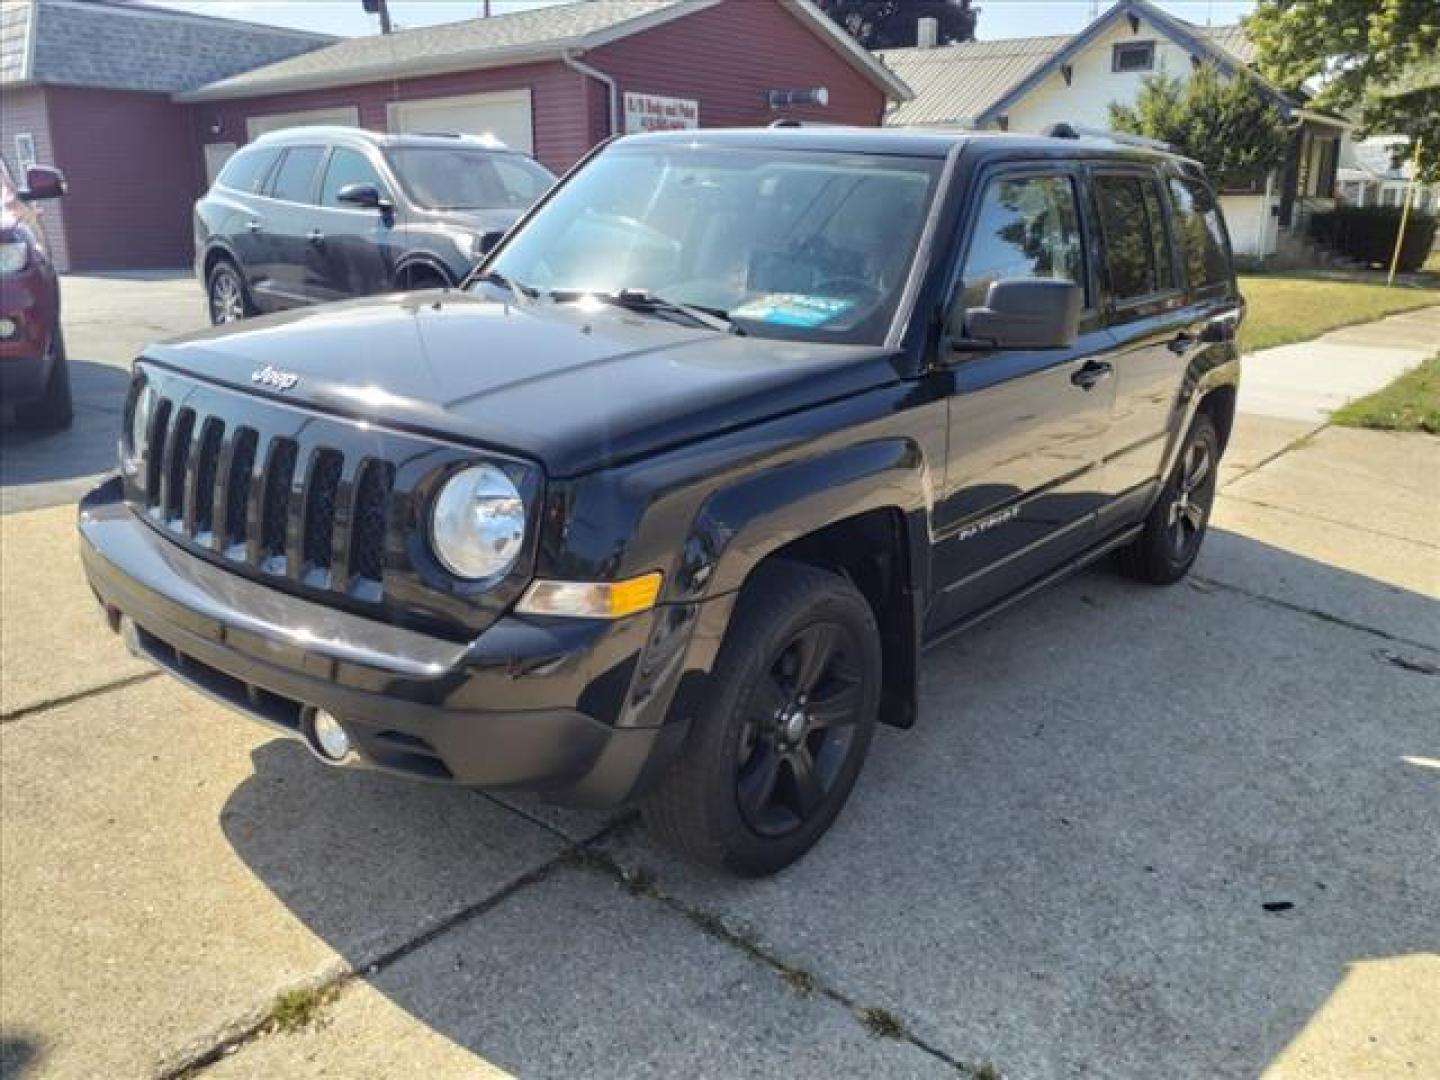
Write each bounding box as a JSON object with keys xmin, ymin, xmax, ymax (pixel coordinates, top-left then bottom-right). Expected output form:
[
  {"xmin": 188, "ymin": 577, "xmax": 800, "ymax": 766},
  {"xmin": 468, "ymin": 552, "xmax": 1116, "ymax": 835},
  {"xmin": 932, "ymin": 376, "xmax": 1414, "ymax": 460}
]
[
  {"xmin": 1070, "ymin": 360, "xmax": 1113, "ymax": 391},
  {"xmin": 1168, "ymin": 332, "xmax": 1199, "ymax": 355},
  {"xmin": 246, "ymin": 219, "xmax": 263, "ymax": 233},
  {"xmin": 307, "ymin": 230, "xmax": 325, "ymax": 245}
]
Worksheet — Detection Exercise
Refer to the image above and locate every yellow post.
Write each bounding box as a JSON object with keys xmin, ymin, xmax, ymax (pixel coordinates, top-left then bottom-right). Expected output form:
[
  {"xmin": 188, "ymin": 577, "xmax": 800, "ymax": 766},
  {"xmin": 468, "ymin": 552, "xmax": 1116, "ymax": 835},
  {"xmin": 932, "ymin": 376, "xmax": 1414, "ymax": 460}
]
[{"xmin": 1388, "ymin": 137, "xmax": 1423, "ymax": 286}]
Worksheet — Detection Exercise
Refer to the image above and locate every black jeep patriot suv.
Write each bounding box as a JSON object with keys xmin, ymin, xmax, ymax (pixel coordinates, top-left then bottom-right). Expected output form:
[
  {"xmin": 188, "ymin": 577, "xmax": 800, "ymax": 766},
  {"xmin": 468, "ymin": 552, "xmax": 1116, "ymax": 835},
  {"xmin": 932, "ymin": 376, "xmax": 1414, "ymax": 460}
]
[{"xmin": 81, "ymin": 127, "xmax": 1242, "ymax": 875}]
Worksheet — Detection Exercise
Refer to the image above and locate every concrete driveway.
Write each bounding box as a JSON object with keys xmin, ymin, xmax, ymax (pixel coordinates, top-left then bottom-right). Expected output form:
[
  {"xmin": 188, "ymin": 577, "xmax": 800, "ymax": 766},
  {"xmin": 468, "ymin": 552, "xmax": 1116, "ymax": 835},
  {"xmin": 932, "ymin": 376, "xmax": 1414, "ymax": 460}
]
[
  {"xmin": 1, "ymin": 286, "xmax": 1436, "ymax": 1079},
  {"xmin": 0, "ymin": 273, "xmax": 206, "ymax": 516}
]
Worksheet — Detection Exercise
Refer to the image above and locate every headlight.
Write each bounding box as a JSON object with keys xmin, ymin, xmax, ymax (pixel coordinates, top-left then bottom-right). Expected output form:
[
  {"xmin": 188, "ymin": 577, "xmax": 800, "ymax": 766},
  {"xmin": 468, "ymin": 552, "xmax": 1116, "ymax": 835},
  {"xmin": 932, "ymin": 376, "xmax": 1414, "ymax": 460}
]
[
  {"xmin": 128, "ymin": 382, "xmax": 155, "ymax": 462},
  {"xmin": 0, "ymin": 241, "xmax": 29, "ymax": 275},
  {"xmin": 429, "ymin": 464, "xmax": 526, "ymax": 580}
]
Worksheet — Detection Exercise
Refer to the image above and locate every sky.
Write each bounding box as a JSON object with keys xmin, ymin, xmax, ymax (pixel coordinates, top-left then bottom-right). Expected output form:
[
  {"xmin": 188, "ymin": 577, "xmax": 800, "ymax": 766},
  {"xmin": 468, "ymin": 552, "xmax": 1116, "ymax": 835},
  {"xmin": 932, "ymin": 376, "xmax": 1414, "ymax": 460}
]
[{"xmin": 146, "ymin": 0, "xmax": 1260, "ymax": 41}]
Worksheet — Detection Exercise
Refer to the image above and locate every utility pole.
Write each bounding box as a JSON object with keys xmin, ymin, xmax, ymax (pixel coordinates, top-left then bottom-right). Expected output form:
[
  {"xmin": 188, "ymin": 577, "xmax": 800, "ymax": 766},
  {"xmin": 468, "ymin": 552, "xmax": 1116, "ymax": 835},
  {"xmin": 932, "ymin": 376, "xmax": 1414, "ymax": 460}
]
[
  {"xmin": 483, "ymin": 0, "xmax": 492, "ymax": 15},
  {"xmin": 362, "ymin": 0, "xmax": 393, "ymax": 34}
]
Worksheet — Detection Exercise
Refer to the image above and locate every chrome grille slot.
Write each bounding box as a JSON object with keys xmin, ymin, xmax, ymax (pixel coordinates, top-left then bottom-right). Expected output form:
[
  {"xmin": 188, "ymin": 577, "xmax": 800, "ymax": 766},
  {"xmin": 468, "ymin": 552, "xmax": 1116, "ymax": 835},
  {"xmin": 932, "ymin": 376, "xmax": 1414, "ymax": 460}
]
[
  {"xmin": 350, "ymin": 460, "xmax": 394, "ymax": 584},
  {"xmin": 190, "ymin": 418, "xmax": 225, "ymax": 537},
  {"xmin": 162, "ymin": 408, "xmax": 195, "ymax": 521},
  {"xmin": 144, "ymin": 398, "xmax": 172, "ymax": 507},
  {"xmin": 224, "ymin": 427, "xmax": 258, "ymax": 550},
  {"xmin": 259, "ymin": 438, "xmax": 298, "ymax": 562},
  {"xmin": 302, "ymin": 448, "xmax": 343, "ymax": 571}
]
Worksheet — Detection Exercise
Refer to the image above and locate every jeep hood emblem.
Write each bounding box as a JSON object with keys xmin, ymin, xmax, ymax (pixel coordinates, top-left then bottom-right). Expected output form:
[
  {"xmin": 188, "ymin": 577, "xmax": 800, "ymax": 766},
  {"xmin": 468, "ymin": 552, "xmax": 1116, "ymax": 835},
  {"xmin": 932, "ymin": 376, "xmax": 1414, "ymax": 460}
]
[{"xmin": 251, "ymin": 365, "xmax": 300, "ymax": 392}]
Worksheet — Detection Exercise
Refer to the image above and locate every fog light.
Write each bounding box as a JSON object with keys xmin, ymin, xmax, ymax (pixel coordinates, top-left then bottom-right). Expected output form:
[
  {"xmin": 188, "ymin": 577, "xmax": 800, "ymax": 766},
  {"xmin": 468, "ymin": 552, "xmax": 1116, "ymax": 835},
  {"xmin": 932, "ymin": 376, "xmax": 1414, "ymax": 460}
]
[
  {"xmin": 0, "ymin": 317, "xmax": 17, "ymax": 340},
  {"xmin": 311, "ymin": 709, "xmax": 352, "ymax": 761}
]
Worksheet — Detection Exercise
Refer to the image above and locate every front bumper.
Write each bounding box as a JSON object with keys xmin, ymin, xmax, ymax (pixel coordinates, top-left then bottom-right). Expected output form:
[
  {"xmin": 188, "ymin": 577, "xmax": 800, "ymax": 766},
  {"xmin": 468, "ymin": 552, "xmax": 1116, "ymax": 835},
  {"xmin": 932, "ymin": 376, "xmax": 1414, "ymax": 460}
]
[
  {"xmin": 78, "ymin": 477, "xmax": 690, "ymax": 806},
  {"xmin": 0, "ymin": 269, "xmax": 55, "ymax": 402}
]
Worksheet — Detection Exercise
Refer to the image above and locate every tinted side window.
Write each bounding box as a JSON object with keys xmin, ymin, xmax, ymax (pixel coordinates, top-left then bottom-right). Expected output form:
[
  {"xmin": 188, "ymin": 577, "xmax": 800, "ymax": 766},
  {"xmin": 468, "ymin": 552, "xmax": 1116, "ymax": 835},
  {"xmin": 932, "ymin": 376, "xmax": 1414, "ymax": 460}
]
[
  {"xmin": 960, "ymin": 174, "xmax": 1085, "ymax": 308},
  {"xmin": 268, "ymin": 147, "xmax": 325, "ymax": 204},
  {"xmin": 1094, "ymin": 174, "xmax": 1157, "ymax": 301},
  {"xmin": 217, "ymin": 147, "xmax": 278, "ymax": 194},
  {"xmin": 321, "ymin": 148, "xmax": 387, "ymax": 207},
  {"xmin": 1166, "ymin": 175, "xmax": 1231, "ymax": 292}
]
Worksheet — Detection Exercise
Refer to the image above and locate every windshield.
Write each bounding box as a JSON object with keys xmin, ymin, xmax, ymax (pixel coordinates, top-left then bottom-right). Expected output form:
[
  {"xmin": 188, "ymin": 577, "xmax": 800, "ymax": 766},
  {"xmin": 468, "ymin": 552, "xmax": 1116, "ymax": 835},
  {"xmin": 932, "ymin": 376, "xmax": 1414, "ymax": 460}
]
[
  {"xmin": 384, "ymin": 147, "xmax": 555, "ymax": 211},
  {"xmin": 482, "ymin": 144, "xmax": 945, "ymax": 343}
]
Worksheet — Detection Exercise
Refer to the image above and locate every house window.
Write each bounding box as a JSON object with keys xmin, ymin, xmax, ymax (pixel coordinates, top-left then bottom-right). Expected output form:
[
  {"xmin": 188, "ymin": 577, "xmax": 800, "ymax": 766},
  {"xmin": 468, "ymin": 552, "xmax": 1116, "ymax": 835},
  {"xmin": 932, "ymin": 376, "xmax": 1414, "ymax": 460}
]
[
  {"xmin": 1381, "ymin": 187, "xmax": 1401, "ymax": 208},
  {"xmin": 1112, "ymin": 41, "xmax": 1155, "ymax": 73},
  {"xmin": 13, "ymin": 133, "xmax": 36, "ymax": 172}
]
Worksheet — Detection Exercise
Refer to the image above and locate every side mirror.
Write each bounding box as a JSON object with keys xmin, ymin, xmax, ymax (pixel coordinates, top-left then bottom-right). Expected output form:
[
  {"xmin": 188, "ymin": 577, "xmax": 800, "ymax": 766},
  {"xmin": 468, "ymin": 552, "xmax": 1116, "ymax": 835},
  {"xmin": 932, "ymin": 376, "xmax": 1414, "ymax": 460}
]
[
  {"xmin": 336, "ymin": 182, "xmax": 391, "ymax": 210},
  {"xmin": 948, "ymin": 278, "xmax": 1082, "ymax": 351},
  {"xmin": 476, "ymin": 230, "xmax": 506, "ymax": 257},
  {"xmin": 19, "ymin": 166, "xmax": 66, "ymax": 202}
]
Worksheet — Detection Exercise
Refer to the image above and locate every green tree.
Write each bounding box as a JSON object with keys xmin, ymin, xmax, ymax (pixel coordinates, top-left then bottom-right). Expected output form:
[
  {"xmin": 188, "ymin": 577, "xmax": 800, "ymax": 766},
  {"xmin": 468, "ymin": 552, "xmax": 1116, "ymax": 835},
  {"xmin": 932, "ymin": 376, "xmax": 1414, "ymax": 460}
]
[
  {"xmin": 1108, "ymin": 64, "xmax": 1290, "ymax": 191},
  {"xmin": 816, "ymin": 0, "xmax": 978, "ymax": 48},
  {"xmin": 1245, "ymin": 0, "xmax": 1440, "ymax": 180}
]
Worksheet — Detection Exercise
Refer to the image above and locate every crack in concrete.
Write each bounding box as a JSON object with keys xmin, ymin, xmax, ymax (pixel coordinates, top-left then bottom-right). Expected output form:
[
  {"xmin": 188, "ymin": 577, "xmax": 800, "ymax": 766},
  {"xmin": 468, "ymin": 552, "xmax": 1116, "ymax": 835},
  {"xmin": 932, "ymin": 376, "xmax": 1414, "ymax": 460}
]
[
  {"xmin": 564, "ymin": 840, "xmax": 980, "ymax": 1077},
  {"xmin": 1219, "ymin": 492, "xmax": 1440, "ymax": 551},
  {"xmin": 0, "ymin": 671, "xmax": 158, "ymax": 725},
  {"xmin": 165, "ymin": 810, "xmax": 986, "ymax": 1078},
  {"xmin": 1192, "ymin": 574, "xmax": 1439, "ymax": 655}
]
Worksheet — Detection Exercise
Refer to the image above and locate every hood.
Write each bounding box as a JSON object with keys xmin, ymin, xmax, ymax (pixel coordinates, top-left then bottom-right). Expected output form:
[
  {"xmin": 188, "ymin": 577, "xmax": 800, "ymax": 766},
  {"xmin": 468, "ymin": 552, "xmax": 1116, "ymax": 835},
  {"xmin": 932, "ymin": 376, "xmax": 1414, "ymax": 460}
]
[{"xmin": 142, "ymin": 291, "xmax": 903, "ymax": 477}]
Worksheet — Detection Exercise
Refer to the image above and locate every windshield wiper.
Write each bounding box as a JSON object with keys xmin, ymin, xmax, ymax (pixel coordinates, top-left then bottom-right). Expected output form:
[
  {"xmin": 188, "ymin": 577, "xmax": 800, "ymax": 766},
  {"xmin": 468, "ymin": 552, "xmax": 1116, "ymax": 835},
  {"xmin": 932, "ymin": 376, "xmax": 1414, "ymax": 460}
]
[{"xmin": 553, "ymin": 288, "xmax": 743, "ymax": 335}]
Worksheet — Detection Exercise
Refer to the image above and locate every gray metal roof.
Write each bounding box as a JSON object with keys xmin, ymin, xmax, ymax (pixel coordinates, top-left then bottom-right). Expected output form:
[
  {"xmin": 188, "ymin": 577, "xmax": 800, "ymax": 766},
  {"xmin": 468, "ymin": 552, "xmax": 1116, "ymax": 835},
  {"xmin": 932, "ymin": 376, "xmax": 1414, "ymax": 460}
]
[
  {"xmin": 880, "ymin": 15, "xmax": 1259, "ymax": 128},
  {"xmin": 879, "ymin": 35, "xmax": 1072, "ymax": 127},
  {"xmin": 180, "ymin": 0, "xmax": 691, "ymax": 103},
  {"xmin": 179, "ymin": 0, "xmax": 913, "ymax": 105},
  {"xmin": 1, "ymin": 0, "xmax": 335, "ymax": 94}
]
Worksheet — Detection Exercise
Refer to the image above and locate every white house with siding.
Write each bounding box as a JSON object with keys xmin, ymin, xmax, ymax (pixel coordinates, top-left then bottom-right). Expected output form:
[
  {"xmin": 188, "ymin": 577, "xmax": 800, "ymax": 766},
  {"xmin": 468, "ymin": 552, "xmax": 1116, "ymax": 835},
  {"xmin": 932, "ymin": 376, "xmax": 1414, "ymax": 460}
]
[{"xmin": 878, "ymin": 0, "xmax": 1351, "ymax": 258}]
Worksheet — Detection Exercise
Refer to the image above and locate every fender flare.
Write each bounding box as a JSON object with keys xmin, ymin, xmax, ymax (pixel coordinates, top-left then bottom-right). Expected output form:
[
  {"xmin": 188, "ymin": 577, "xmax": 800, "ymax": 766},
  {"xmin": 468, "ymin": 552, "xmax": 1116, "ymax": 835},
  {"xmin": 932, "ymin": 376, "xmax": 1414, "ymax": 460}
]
[
  {"xmin": 677, "ymin": 436, "xmax": 934, "ymax": 603},
  {"xmin": 394, "ymin": 254, "xmax": 456, "ymax": 290},
  {"xmin": 1154, "ymin": 351, "xmax": 1241, "ymax": 496}
]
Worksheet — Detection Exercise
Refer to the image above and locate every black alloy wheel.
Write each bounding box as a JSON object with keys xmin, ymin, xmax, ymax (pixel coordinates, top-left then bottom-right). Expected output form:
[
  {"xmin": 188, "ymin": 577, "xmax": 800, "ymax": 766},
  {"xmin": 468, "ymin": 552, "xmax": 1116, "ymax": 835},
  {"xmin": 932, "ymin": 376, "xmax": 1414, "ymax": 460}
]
[
  {"xmin": 1116, "ymin": 411, "xmax": 1220, "ymax": 584},
  {"xmin": 642, "ymin": 560, "xmax": 882, "ymax": 876},
  {"xmin": 736, "ymin": 619, "xmax": 867, "ymax": 837}
]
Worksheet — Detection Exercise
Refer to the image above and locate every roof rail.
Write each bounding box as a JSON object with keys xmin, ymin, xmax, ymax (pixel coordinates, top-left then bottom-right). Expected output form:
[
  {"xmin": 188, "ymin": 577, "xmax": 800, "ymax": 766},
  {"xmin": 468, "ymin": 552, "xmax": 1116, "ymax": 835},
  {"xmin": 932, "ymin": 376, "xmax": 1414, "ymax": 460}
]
[
  {"xmin": 769, "ymin": 118, "xmax": 803, "ymax": 128},
  {"xmin": 1042, "ymin": 122, "xmax": 1174, "ymax": 153}
]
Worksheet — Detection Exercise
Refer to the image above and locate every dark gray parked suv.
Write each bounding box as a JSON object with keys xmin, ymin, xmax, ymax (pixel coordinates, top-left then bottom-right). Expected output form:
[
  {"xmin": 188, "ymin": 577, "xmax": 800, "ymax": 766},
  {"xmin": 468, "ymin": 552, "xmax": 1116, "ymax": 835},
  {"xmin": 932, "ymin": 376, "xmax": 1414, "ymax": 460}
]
[{"xmin": 194, "ymin": 127, "xmax": 554, "ymax": 324}]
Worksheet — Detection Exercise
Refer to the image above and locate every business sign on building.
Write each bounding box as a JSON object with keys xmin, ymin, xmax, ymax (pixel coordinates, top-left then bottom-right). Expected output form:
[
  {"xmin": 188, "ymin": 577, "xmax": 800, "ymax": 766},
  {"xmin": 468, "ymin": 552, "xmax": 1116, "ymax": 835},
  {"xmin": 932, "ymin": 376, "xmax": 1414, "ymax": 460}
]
[{"xmin": 624, "ymin": 92, "xmax": 699, "ymax": 134}]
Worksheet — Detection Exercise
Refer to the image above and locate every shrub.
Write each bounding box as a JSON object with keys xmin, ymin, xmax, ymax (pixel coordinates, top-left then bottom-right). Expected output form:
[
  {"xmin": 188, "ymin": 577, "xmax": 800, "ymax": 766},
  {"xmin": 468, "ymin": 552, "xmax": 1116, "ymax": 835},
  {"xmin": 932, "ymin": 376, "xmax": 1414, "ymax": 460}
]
[{"xmin": 1309, "ymin": 206, "xmax": 1438, "ymax": 271}]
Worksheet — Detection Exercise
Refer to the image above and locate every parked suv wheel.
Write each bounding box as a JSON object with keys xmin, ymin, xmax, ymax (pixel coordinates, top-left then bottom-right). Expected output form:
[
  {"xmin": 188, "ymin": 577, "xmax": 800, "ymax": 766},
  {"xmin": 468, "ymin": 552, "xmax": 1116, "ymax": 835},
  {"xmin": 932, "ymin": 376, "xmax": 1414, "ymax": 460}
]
[
  {"xmin": 23, "ymin": 325, "xmax": 73, "ymax": 432},
  {"xmin": 208, "ymin": 260, "xmax": 254, "ymax": 326},
  {"xmin": 1115, "ymin": 412, "xmax": 1219, "ymax": 585},
  {"xmin": 641, "ymin": 561, "xmax": 882, "ymax": 876}
]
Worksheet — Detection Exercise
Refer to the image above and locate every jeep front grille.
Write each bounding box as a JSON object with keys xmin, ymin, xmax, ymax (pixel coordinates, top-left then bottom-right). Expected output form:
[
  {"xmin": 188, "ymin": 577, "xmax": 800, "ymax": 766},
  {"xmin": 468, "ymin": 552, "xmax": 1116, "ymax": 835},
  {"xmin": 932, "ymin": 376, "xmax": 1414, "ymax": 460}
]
[
  {"xmin": 126, "ymin": 366, "xmax": 537, "ymax": 640},
  {"xmin": 141, "ymin": 397, "xmax": 394, "ymax": 597}
]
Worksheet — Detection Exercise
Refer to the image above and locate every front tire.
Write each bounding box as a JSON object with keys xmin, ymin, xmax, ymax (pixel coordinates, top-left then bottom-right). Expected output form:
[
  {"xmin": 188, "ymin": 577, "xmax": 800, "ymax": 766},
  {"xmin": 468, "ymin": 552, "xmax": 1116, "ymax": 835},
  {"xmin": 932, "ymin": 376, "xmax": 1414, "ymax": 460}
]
[
  {"xmin": 1115, "ymin": 412, "xmax": 1219, "ymax": 585},
  {"xmin": 207, "ymin": 259, "xmax": 254, "ymax": 325},
  {"xmin": 24, "ymin": 325, "xmax": 72, "ymax": 431},
  {"xmin": 641, "ymin": 561, "xmax": 882, "ymax": 876}
]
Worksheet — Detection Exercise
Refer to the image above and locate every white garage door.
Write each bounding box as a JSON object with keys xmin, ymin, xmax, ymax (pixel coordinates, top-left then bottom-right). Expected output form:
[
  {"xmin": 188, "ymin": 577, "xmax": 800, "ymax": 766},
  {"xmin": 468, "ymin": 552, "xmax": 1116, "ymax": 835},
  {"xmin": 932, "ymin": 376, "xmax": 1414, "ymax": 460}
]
[
  {"xmin": 388, "ymin": 90, "xmax": 533, "ymax": 154},
  {"xmin": 246, "ymin": 107, "xmax": 360, "ymax": 140}
]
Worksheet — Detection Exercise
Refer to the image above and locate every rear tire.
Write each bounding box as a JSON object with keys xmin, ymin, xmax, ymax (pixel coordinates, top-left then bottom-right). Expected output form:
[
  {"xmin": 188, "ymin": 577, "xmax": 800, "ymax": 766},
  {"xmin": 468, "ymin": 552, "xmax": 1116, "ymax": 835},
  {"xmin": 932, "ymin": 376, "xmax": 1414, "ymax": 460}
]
[
  {"xmin": 207, "ymin": 259, "xmax": 254, "ymax": 325},
  {"xmin": 641, "ymin": 561, "xmax": 882, "ymax": 876},
  {"xmin": 24, "ymin": 325, "xmax": 72, "ymax": 431},
  {"xmin": 1115, "ymin": 412, "xmax": 1219, "ymax": 585}
]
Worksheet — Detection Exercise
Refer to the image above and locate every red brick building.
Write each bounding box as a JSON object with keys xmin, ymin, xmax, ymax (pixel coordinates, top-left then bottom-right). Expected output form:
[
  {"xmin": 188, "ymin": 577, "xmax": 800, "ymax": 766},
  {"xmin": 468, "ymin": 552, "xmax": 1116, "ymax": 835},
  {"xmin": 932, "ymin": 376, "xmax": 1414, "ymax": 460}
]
[{"xmin": 1, "ymin": 0, "xmax": 911, "ymax": 272}]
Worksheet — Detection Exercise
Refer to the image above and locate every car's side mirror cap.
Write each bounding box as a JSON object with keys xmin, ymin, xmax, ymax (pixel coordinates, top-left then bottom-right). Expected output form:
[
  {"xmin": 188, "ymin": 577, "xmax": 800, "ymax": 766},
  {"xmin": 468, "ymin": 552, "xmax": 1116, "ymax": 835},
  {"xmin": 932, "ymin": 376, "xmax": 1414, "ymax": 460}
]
[
  {"xmin": 19, "ymin": 165, "xmax": 66, "ymax": 202},
  {"xmin": 336, "ymin": 182, "xmax": 392, "ymax": 211},
  {"xmin": 948, "ymin": 278, "xmax": 1082, "ymax": 352}
]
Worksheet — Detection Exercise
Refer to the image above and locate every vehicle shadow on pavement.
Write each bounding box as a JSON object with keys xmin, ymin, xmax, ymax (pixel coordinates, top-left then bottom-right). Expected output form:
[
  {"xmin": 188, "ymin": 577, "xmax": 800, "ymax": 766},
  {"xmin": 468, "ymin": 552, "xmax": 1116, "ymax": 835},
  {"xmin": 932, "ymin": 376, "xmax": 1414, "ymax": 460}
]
[
  {"xmin": 216, "ymin": 531, "xmax": 1438, "ymax": 1079},
  {"xmin": 0, "ymin": 360, "xmax": 130, "ymax": 514}
]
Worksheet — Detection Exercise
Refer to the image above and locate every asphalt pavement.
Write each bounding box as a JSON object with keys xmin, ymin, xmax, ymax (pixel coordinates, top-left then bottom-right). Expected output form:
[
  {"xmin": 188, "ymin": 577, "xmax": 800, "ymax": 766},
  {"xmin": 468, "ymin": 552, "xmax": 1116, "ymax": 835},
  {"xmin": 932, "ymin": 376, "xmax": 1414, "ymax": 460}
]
[{"xmin": 0, "ymin": 284, "xmax": 1436, "ymax": 1079}]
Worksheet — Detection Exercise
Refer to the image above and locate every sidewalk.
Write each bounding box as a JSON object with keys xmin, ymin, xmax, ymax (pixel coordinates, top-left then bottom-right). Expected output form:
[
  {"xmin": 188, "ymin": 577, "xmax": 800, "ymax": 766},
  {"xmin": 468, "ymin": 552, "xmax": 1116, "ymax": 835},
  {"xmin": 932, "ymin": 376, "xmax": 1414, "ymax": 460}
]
[{"xmin": 1235, "ymin": 304, "xmax": 1440, "ymax": 424}]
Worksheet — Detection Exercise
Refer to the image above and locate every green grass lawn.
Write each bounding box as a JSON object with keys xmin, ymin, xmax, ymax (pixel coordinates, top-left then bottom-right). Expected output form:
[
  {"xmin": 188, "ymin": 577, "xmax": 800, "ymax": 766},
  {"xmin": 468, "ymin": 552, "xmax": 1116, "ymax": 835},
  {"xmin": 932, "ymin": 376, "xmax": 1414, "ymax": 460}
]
[
  {"xmin": 1331, "ymin": 354, "xmax": 1440, "ymax": 434},
  {"xmin": 1237, "ymin": 275, "xmax": 1439, "ymax": 353}
]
